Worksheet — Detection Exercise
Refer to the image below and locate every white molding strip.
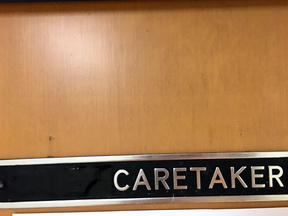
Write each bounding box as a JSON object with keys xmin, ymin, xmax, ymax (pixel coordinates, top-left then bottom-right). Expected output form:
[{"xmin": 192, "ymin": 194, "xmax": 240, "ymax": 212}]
[{"xmin": 13, "ymin": 208, "xmax": 288, "ymax": 216}]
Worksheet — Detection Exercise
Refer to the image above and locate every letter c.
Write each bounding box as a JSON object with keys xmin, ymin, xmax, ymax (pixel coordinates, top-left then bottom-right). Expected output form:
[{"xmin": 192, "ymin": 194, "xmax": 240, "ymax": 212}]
[{"xmin": 114, "ymin": 169, "xmax": 130, "ymax": 191}]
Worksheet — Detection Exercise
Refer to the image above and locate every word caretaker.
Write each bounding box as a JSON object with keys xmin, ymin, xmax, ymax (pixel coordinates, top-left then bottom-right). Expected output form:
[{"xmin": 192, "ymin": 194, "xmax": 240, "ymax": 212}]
[{"xmin": 114, "ymin": 166, "xmax": 284, "ymax": 191}]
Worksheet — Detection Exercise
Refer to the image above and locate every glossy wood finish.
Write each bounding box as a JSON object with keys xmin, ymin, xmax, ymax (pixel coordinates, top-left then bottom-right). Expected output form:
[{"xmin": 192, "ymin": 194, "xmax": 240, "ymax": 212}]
[{"xmin": 1, "ymin": 0, "xmax": 288, "ymax": 214}]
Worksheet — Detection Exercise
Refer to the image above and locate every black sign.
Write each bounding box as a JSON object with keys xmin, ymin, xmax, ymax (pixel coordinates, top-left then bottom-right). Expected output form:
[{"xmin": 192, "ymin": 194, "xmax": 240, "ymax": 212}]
[{"xmin": 0, "ymin": 152, "xmax": 288, "ymax": 208}]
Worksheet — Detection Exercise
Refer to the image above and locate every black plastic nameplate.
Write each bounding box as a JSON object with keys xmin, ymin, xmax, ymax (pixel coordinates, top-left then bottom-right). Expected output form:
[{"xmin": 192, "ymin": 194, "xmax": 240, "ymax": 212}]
[{"xmin": 1, "ymin": 152, "xmax": 288, "ymax": 208}]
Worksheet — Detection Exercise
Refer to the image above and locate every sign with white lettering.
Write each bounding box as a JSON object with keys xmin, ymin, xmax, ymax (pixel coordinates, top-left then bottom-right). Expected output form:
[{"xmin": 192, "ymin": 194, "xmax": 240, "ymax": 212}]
[{"xmin": 1, "ymin": 152, "xmax": 288, "ymax": 208}]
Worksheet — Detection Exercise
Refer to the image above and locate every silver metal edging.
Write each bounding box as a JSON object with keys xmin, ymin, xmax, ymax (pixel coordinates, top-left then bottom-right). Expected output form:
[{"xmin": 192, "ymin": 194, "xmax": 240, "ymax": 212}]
[
  {"xmin": 1, "ymin": 195, "xmax": 288, "ymax": 209},
  {"xmin": 0, "ymin": 151, "xmax": 288, "ymax": 166}
]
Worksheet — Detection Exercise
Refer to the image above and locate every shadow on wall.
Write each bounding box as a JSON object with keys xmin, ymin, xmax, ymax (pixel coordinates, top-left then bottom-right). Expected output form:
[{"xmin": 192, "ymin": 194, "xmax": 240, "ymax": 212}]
[{"xmin": 0, "ymin": 0, "xmax": 287, "ymax": 14}]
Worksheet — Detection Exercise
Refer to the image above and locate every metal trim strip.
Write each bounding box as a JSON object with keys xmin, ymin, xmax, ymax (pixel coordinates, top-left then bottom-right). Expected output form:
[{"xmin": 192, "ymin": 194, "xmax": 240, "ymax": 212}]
[
  {"xmin": 0, "ymin": 151, "xmax": 288, "ymax": 166},
  {"xmin": 1, "ymin": 195, "xmax": 288, "ymax": 209}
]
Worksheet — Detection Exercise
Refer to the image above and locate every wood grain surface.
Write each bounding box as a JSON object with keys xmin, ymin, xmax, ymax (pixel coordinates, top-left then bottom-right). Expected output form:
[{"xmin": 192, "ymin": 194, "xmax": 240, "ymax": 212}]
[{"xmin": 1, "ymin": 0, "xmax": 288, "ymax": 214}]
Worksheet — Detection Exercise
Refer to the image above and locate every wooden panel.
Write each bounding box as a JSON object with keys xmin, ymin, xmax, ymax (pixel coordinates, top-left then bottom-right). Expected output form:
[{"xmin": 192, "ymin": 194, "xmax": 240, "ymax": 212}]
[{"xmin": 1, "ymin": 0, "xmax": 288, "ymax": 214}]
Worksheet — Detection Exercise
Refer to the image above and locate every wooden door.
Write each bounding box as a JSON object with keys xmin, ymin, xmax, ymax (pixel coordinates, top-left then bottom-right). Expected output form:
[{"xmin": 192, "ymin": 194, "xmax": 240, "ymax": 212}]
[{"xmin": 1, "ymin": 0, "xmax": 288, "ymax": 215}]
